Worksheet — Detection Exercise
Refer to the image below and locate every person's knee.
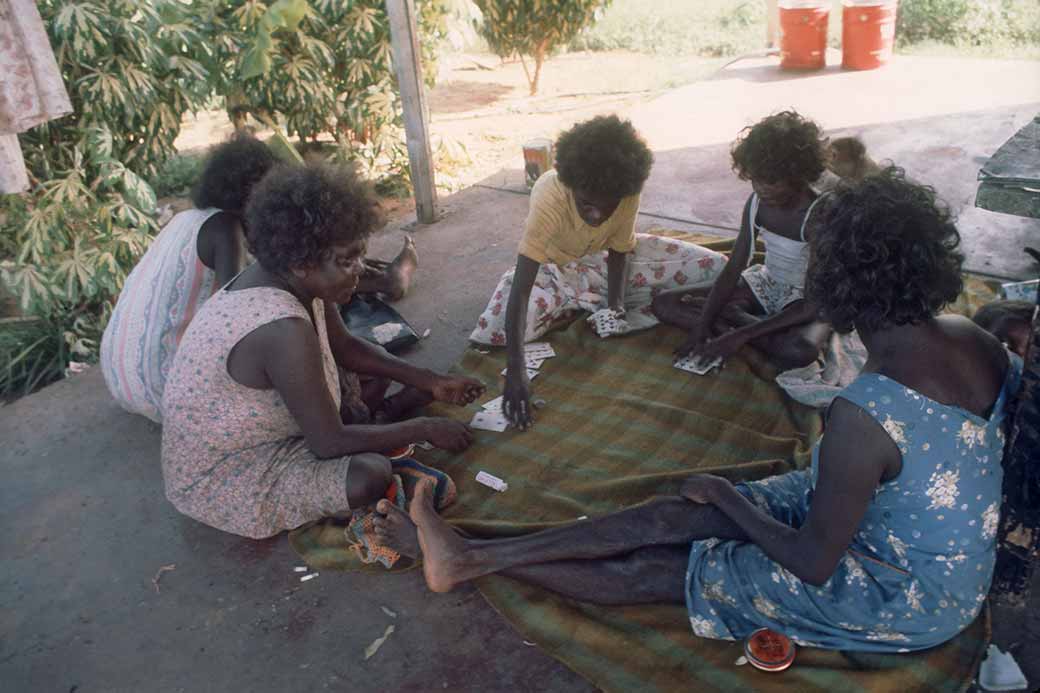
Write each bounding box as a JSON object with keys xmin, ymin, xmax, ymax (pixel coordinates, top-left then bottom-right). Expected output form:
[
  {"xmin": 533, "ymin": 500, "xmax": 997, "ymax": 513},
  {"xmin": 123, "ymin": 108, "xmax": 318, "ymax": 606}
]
[
  {"xmin": 650, "ymin": 291, "xmax": 679, "ymax": 321},
  {"xmin": 774, "ymin": 336, "xmax": 821, "ymax": 370},
  {"xmin": 645, "ymin": 496, "xmax": 693, "ymax": 534},
  {"xmin": 346, "ymin": 452, "xmax": 392, "ymax": 508}
]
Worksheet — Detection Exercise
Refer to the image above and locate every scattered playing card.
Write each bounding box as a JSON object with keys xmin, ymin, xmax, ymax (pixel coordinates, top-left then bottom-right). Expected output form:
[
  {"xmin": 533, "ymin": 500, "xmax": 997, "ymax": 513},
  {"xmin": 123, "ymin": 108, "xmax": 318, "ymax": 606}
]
[
  {"xmin": 470, "ymin": 410, "xmax": 509, "ymax": 432},
  {"xmin": 587, "ymin": 308, "xmax": 628, "ymax": 338},
  {"xmin": 481, "ymin": 395, "xmax": 504, "ymax": 413},
  {"xmin": 674, "ymin": 354, "xmax": 723, "ymax": 375},
  {"xmin": 501, "ymin": 367, "xmax": 539, "ymax": 380},
  {"xmin": 525, "ymin": 356, "xmax": 546, "ymax": 370},
  {"xmin": 524, "ymin": 342, "xmax": 556, "ymax": 360}
]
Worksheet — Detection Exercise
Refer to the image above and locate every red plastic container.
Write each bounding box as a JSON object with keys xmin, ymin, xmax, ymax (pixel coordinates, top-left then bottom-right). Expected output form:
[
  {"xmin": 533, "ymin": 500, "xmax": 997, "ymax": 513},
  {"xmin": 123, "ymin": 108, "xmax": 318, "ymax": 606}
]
[
  {"xmin": 842, "ymin": 1, "xmax": 898, "ymax": 70},
  {"xmin": 778, "ymin": 2, "xmax": 830, "ymax": 70}
]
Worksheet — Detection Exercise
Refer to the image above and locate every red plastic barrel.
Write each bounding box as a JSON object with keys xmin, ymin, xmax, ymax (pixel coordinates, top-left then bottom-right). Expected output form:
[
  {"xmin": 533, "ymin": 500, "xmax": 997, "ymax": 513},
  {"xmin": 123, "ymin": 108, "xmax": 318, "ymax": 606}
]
[
  {"xmin": 842, "ymin": 1, "xmax": 898, "ymax": 70},
  {"xmin": 778, "ymin": 2, "xmax": 830, "ymax": 70}
]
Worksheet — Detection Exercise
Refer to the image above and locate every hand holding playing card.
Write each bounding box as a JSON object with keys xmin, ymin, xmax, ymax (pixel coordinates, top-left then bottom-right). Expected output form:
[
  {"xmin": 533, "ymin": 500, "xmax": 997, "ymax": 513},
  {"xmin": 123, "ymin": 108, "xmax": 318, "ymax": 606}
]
[
  {"xmin": 586, "ymin": 308, "xmax": 630, "ymax": 339},
  {"xmin": 502, "ymin": 367, "xmax": 533, "ymax": 430},
  {"xmin": 420, "ymin": 417, "xmax": 474, "ymax": 451}
]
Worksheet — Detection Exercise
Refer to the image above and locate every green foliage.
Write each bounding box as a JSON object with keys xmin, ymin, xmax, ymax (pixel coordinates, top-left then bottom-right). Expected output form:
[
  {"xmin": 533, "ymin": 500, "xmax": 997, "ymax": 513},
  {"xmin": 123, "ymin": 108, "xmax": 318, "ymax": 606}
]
[
  {"xmin": 897, "ymin": 0, "xmax": 1040, "ymax": 50},
  {"xmin": 0, "ymin": 313, "xmax": 99, "ymax": 400},
  {"xmin": 149, "ymin": 153, "xmax": 205, "ymax": 198},
  {"xmin": 202, "ymin": 0, "xmax": 456, "ymax": 178},
  {"xmin": 475, "ymin": 0, "xmax": 610, "ymax": 94},
  {"xmin": 1, "ymin": 0, "xmax": 210, "ymax": 394}
]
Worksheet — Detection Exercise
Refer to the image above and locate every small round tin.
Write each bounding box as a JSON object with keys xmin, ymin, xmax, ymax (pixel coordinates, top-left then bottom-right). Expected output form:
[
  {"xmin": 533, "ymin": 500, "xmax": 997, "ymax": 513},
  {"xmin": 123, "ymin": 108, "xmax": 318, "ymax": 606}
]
[{"xmin": 744, "ymin": 628, "xmax": 796, "ymax": 672}]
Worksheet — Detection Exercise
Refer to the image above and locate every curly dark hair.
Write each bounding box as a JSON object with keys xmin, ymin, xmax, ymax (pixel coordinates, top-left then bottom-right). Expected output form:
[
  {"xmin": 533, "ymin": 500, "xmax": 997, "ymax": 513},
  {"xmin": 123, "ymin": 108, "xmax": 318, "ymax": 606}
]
[
  {"xmin": 806, "ymin": 168, "xmax": 964, "ymax": 334},
  {"xmin": 554, "ymin": 115, "xmax": 653, "ymax": 199},
  {"xmin": 191, "ymin": 133, "xmax": 278, "ymax": 212},
  {"xmin": 244, "ymin": 163, "xmax": 381, "ymax": 275},
  {"xmin": 731, "ymin": 110, "xmax": 827, "ymax": 184}
]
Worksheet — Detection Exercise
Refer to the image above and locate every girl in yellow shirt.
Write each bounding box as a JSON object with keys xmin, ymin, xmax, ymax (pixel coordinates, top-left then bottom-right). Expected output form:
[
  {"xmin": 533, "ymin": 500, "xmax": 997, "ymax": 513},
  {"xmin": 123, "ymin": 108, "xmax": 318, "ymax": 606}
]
[{"xmin": 470, "ymin": 115, "xmax": 727, "ymax": 429}]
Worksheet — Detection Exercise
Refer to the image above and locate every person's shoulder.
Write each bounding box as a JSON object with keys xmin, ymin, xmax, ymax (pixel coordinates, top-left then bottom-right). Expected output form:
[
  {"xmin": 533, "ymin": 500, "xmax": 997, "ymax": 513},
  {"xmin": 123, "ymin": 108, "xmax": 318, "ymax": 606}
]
[
  {"xmin": 954, "ymin": 314, "xmax": 1012, "ymax": 368},
  {"xmin": 531, "ymin": 170, "xmax": 568, "ymax": 206},
  {"xmin": 238, "ymin": 310, "xmax": 318, "ymax": 359},
  {"xmin": 938, "ymin": 314, "xmax": 1005, "ymax": 355}
]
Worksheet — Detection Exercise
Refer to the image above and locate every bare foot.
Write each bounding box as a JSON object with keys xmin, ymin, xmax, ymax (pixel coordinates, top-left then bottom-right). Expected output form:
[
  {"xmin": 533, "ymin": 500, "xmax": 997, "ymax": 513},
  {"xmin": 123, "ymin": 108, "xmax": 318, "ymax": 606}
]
[
  {"xmin": 382, "ymin": 236, "xmax": 418, "ymax": 301},
  {"xmin": 410, "ymin": 479, "xmax": 470, "ymax": 592},
  {"xmin": 373, "ymin": 499, "xmax": 421, "ymax": 559}
]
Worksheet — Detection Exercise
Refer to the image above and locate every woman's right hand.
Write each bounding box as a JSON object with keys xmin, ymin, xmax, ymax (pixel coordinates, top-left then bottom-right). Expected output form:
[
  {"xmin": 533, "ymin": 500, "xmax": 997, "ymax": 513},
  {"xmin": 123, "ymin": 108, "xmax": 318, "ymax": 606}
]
[
  {"xmin": 674, "ymin": 322, "xmax": 708, "ymax": 360},
  {"xmin": 420, "ymin": 417, "xmax": 474, "ymax": 452},
  {"xmin": 502, "ymin": 368, "xmax": 533, "ymax": 431}
]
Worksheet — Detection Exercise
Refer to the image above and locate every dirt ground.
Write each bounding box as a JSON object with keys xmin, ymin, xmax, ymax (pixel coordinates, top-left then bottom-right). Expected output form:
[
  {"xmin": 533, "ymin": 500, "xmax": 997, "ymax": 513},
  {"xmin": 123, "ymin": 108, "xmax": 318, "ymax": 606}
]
[{"xmin": 174, "ymin": 49, "xmax": 726, "ymax": 211}]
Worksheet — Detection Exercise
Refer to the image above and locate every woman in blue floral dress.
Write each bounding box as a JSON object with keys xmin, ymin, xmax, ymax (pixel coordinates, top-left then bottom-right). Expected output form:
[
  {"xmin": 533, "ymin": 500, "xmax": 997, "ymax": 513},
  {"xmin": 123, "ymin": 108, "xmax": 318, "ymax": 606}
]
[{"xmin": 388, "ymin": 169, "xmax": 1021, "ymax": 653}]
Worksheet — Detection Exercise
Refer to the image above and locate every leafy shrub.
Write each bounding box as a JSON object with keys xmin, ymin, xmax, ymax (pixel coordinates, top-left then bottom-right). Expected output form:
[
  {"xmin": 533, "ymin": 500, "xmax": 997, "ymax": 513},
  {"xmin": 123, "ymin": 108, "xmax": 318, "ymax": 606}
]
[
  {"xmin": 203, "ymin": 0, "xmax": 456, "ymax": 179},
  {"xmin": 897, "ymin": 0, "xmax": 1040, "ymax": 49},
  {"xmin": 0, "ymin": 0, "xmax": 210, "ymax": 393},
  {"xmin": 1, "ymin": 0, "xmax": 470, "ymax": 396},
  {"xmin": 149, "ymin": 153, "xmax": 205, "ymax": 199},
  {"xmin": 475, "ymin": 0, "xmax": 610, "ymax": 94}
]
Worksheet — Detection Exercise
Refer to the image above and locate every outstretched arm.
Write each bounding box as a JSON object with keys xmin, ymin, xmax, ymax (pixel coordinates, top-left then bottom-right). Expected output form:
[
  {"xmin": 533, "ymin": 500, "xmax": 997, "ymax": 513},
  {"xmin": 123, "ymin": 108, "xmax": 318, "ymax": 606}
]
[
  {"xmin": 503, "ymin": 254, "xmax": 540, "ymax": 429},
  {"xmin": 682, "ymin": 397, "xmax": 897, "ymax": 585},
  {"xmin": 675, "ymin": 196, "xmax": 754, "ymax": 357}
]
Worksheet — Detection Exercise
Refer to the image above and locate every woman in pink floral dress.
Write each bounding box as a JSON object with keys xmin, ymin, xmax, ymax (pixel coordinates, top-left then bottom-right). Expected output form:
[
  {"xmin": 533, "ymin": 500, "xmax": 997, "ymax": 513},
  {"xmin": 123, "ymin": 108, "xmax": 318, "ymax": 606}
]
[{"xmin": 161, "ymin": 164, "xmax": 484, "ymax": 538}]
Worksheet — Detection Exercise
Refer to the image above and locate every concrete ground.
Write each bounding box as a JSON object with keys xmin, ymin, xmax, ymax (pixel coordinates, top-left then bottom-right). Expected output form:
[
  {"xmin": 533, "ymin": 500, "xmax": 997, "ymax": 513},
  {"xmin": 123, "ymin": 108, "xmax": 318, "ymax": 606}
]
[{"xmin": 3, "ymin": 55, "xmax": 1039, "ymax": 692}]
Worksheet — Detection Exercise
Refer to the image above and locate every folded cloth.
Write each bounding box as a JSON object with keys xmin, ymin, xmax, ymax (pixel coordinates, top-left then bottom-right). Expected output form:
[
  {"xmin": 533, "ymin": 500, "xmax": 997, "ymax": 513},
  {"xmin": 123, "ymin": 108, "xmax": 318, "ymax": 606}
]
[
  {"xmin": 289, "ymin": 456, "xmax": 456, "ymax": 572},
  {"xmin": 346, "ymin": 474, "xmax": 408, "ymax": 569}
]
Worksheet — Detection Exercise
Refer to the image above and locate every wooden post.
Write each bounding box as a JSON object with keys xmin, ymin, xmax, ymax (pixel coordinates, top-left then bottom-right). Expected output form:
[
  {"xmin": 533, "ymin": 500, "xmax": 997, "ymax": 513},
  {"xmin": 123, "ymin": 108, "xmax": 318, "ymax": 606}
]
[{"xmin": 385, "ymin": 0, "xmax": 437, "ymax": 224}]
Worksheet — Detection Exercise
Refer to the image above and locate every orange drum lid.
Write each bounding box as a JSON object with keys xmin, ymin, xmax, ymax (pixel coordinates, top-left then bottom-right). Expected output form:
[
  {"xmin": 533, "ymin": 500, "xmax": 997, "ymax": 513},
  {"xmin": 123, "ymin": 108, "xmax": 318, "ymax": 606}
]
[{"xmin": 744, "ymin": 628, "xmax": 796, "ymax": 672}]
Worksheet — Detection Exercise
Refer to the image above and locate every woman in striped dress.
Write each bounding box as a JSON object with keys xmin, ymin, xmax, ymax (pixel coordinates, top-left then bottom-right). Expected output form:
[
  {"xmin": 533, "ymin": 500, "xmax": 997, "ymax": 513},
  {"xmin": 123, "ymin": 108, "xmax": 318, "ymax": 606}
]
[{"xmin": 100, "ymin": 134, "xmax": 276, "ymax": 422}]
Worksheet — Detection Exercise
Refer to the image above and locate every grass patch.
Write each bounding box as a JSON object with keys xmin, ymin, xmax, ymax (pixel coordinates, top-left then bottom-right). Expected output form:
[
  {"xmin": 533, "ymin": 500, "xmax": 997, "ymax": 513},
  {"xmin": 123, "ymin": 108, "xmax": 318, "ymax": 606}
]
[{"xmin": 572, "ymin": 0, "xmax": 1038, "ymax": 61}]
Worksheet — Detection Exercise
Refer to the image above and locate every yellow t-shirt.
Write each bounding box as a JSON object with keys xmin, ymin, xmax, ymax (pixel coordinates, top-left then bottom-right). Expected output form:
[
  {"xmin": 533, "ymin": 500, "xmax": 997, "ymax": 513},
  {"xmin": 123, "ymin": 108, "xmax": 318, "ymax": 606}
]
[{"xmin": 517, "ymin": 170, "xmax": 639, "ymax": 266}]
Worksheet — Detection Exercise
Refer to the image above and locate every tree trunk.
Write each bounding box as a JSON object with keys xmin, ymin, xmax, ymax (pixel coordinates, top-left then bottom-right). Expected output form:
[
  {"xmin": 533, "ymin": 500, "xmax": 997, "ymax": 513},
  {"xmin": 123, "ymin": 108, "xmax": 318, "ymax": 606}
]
[{"xmin": 530, "ymin": 40, "xmax": 547, "ymax": 96}]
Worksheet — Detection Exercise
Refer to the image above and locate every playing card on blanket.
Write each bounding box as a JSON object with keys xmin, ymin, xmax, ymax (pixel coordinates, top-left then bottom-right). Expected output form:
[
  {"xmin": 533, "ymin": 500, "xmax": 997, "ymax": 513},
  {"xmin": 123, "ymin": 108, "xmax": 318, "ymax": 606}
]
[
  {"xmin": 674, "ymin": 354, "xmax": 723, "ymax": 375},
  {"xmin": 588, "ymin": 308, "xmax": 627, "ymax": 338},
  {"xmin": 481, "ymin": 395, "xmax": 504, "ymax": 413},
  {"xmin": 470, "ymin": 409, "xmax": 509, "ymax": 432},
  {"xmin": 523, "ymin": 342, "xmax": 556, "ymax": 360}
]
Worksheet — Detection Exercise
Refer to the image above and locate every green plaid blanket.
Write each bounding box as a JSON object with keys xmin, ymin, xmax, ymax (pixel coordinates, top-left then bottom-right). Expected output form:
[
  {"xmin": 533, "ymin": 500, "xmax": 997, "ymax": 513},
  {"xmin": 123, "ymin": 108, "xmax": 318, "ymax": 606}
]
[{"xmin": 291, "ymin": 314, "xmax": 986, "ymax": 692}]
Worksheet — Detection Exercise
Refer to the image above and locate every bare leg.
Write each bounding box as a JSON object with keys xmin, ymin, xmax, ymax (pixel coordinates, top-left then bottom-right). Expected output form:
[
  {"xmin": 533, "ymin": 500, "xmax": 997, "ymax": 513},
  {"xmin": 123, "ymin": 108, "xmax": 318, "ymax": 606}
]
[
  {"xmin": 345, "ymin": 452, "xmax": 393, "ymax": 508},
  {"xmin": 408, "ymin": 481, "xmax": 746, "ymax": 593},
  {"xmin": 359, "ymin": 375, "xmax": 391, "ymax": 413},
  {"xmin": 651, "ymin": 281, "xmax": 761, "ymax": 332},
  {"xmin": 753, "ymin": 320, "xmax": 833, "ymax": 370},
  {"xmin": 501, "ymin": 546, "xmax": 689, "ymax": 605},
  {"xmin": 379, "ymin": 386, "xmax": 433, "ymax": 422},
  {"xmin": 355, "ymin": 236, "xmax": 418, "ymax": 301}
]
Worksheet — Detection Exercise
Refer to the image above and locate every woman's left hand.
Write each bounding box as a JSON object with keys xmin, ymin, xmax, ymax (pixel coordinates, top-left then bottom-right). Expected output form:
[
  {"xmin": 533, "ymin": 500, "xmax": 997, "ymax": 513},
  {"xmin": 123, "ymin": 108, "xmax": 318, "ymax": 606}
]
[
  {"xmin": 680, "ymin": 474, "xmax": 731, "ymax": 506},
  {"xmin": 431, "ymin": 375, "xmax": 486, "ymax": 406}
]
